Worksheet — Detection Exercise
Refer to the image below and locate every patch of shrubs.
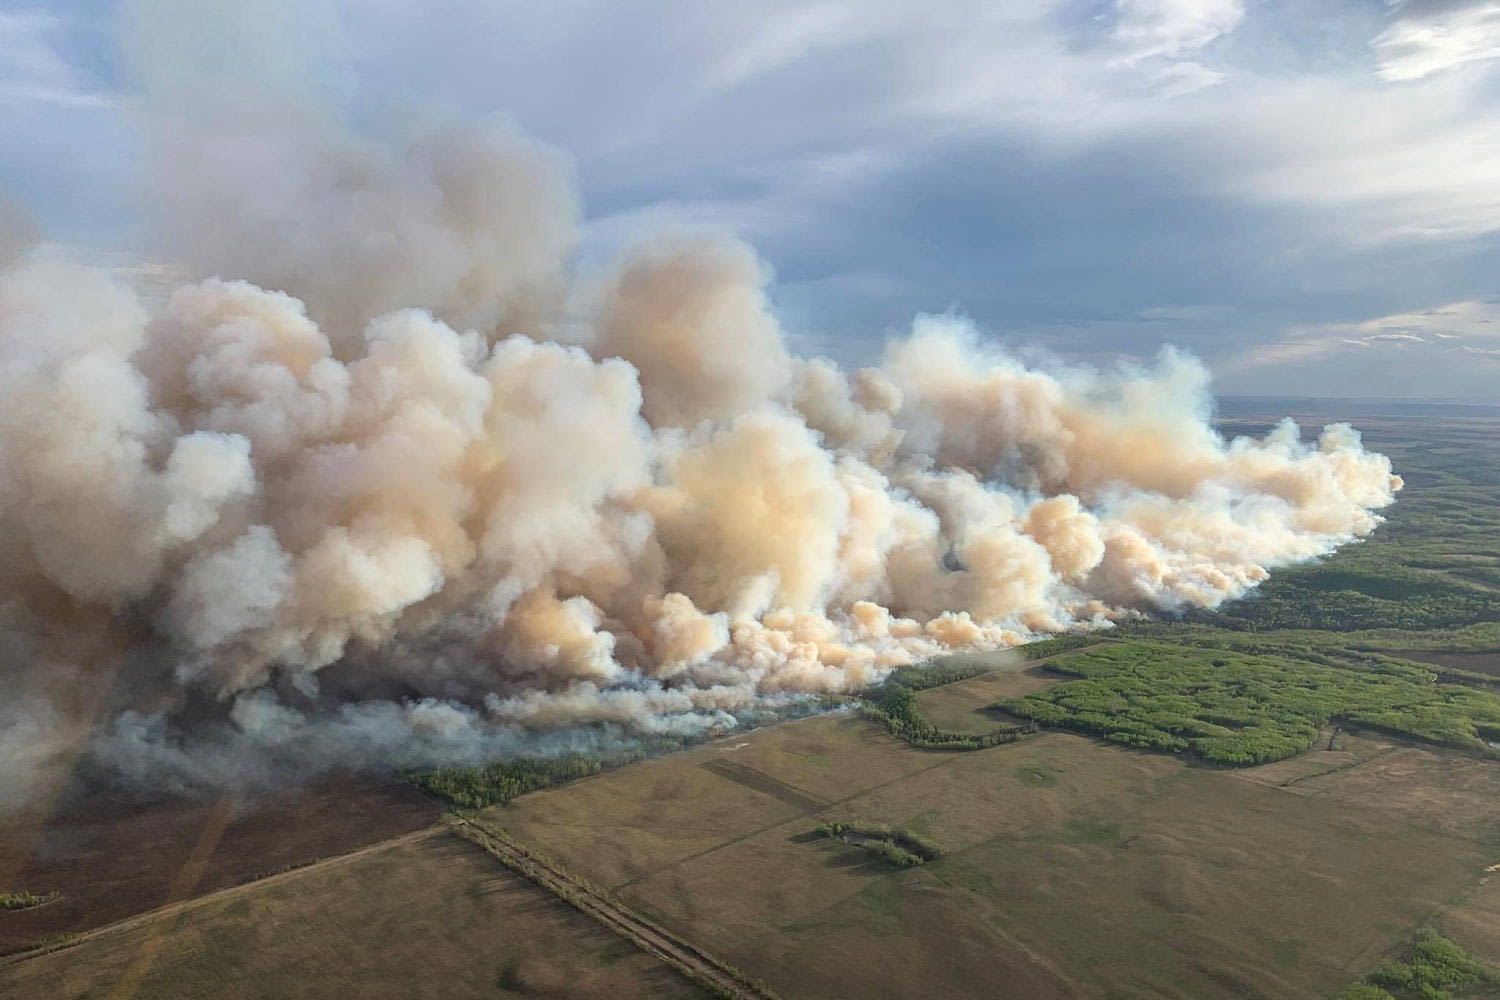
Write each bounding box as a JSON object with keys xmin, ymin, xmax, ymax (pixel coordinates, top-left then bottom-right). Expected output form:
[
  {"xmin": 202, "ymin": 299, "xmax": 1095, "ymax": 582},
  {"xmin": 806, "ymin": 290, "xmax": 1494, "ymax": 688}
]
[
  {"xmin": 0, "ymin": 891, "xmax": 57, "ymax": 910},
  {"xmin": 1334, "ymin": 929, "xmax": 1498, "ymax": 1000},
  {"xmin": 812, "ymin": 820, "xmax": 943, "ymax": 868}
]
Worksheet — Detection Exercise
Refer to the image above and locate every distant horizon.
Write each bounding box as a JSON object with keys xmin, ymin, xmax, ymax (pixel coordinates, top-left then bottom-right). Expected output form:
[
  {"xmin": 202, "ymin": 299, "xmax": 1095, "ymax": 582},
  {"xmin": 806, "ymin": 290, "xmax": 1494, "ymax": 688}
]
[{"xmin": 1217, "ymin": 393, "xmax": 1500, "ymax": 410}]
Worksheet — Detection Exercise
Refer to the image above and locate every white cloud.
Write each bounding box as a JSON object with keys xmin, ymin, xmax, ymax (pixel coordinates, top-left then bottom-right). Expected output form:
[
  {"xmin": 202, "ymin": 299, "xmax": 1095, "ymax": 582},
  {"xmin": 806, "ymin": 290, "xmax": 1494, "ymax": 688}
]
[
  {"xmin": 1221, "ymin": 299, "xmax": 1500, "ymax": 395},
  {"xmin": 1298, "ymin": 299, "xmax": 1500, "ymax": 347},
  {"xmin": 1113, "ymin": 0, "xmax": 1246, "ymax": 64},
  {"xmin": 1151, "ymin": 60, "xmax": 1229, "ymax": 96},
  {"xmin": 699, "ymin": 2, "xmax": 861, "ymax": 94},
  {"xmin": 1374, "ymin": 1, "xmax": 1500, "ymax": 81},
  {"xmin": 1202, "ymin": 74, "xmax": 1500, "ymax": 242}
]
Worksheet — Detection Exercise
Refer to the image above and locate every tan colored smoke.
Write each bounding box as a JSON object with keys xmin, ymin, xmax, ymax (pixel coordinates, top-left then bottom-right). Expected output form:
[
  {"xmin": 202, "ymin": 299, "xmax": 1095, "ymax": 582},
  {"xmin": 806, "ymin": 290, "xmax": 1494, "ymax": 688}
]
[{"xmin": 0, "ymin": 108, "xmax": 1401, "ymax": 805}]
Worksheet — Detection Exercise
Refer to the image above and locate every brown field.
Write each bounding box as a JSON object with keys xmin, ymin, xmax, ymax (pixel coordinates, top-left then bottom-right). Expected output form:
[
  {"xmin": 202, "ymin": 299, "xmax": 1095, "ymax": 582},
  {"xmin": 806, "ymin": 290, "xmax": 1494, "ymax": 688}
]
[
  {"xmin": 0, "ymin": 777, "xmax": 439, "ymax": 955},
  {"xmin": 1394, "ymin": 649, "xmax": 1500, "ymax": 678},
  {"xmin": 1442, "ymin": 870, "xmax": 1500, "ymax": 962},
  {"xmin": 913, "ymin": 663, "xmax": 1060, "ymax": 734},
  {"xmin": 0, "ymin": 826, "xmax": 710, "ymax": 1000},
  {"xmin": 1228, "ymin": 727, "xmax": 1397, "ymax": 788},
  {"xmin": 1279, "ymin": 744, "xmax": 1500, "ymax": 844},
  {"xmin": 482, "ymin": 693, "xmax": 1500, "ymax": 999}
]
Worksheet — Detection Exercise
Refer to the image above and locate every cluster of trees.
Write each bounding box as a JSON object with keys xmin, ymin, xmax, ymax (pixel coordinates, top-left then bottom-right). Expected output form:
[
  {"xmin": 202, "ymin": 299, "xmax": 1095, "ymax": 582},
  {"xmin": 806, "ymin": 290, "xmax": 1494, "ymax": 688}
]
[
  {"xmin": 0, "ymin": 891, "xmax": 56, "ymax": 910},
  {"xmin": 1117, "ymin": 622, "xmax": 1500, "ymax": 693},
  {"xmin": 862, "ymin": 683, "xmax": 1035, "ymax": 751},
  {"xmin": 1336, "ymin": 929, "xmax": 1498, "ymax": 1000},
  {"xmin": 881, "ymin": 659, "xmax": 994, "ymax": 691},
  {"xmin": 408, "ymin": 732, "xmax": 712, "ymax": 808},
  {"xmin": 812, "ymin": 820, "xmax": 943, "ymax": 868},
  {"xmin": 1192, "ymin": 584, "xmax": 1500, "ymax": 633},
  {"xmin": 1021, "ymin": 633, "xmax": 1104, "ymax": 660},
  {"xmin": 409, "ymin": 753, "xmax": 624, "ymax": 808},
  {"xmin": 1001, "ymin": 640, "xmax": 1500, "ymax": 766}
]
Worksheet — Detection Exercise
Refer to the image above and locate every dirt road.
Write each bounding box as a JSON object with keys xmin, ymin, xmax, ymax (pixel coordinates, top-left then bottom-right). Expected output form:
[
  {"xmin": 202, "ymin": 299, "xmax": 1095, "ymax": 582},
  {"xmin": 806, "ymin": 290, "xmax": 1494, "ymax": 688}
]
[{"xmin": 450, "ymin": 815, "xmax": 780, "ymax": 1000}]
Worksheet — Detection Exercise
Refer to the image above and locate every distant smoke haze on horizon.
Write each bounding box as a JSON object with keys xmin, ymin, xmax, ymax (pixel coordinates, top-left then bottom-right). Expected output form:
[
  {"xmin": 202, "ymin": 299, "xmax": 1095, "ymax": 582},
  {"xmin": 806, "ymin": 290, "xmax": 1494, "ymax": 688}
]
[{"xmin": 0, "ymin": 7, "xmax": 1403, "ymax": 813}]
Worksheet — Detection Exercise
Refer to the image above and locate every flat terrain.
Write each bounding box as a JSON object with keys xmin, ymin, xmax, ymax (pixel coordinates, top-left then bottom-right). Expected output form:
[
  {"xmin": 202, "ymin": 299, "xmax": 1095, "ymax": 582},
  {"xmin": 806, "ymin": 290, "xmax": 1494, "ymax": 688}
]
[
  {"xmin": 482, "ymin": 687, "xmax": 1499, "ymax": 999},
  {"xmin": 0, "ymin": 825, "xmax": 710, "ymax": 1000},
  {"xmin": 913, "ymin": 658, "xmax": 1061, "ymax": 735},
  {"xmin": 0, "ymin": 777, "xmax": 439, "ymax": 956},
  {"xmin": 1443, "ymin": 873, "xmax": 1500, "ymax": 969}
]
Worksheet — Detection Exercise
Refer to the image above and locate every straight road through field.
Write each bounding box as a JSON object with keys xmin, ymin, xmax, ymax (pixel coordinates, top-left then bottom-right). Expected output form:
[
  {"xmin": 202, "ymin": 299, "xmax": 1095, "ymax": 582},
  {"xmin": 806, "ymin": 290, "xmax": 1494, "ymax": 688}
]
[{"xmin": 451, "ymin": 815, "xmax": 780, "ymax": 1000}]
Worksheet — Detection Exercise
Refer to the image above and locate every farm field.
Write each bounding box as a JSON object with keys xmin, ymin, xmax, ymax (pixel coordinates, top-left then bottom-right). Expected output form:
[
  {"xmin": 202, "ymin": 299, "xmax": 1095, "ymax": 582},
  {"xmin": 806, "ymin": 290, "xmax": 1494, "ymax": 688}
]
[
  {"xmin": 0, "ymin": 778, "xmax": 439, "ymax": 956},
  {"xmin": 480, "ymin": 687, "xmax": 1500, "ymax": 999},
  {"xmin": 0, "ymin": 825, "xmax": 710, "ymax": 1000}
]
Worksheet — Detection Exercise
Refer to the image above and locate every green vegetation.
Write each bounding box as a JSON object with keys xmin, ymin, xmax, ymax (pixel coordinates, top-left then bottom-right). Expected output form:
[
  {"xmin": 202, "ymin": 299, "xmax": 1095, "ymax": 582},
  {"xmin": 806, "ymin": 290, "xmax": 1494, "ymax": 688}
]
[
  {"xmin": 863, "ymin": 680, "xmax": 1035, "ymax": 750},
  {"xmin": 1196, "ymin": 424, "xmax": 1500, "ymax": 634},
  {"xmin": 1117, "ymin": 620, "xmax": 1500, "ymax": 678},
  {"xmin": 0, "ymin": 891, "xmax": 57, "ymax": 910},
  {"xmin": 1001, "ymin": 639, "xmax": 1500, "ymax": 765},
  {"xmin": 880, "ymin": 658, "xmax": 997, "ymax": 691},
  {"xmin": 1020, "ymin": 633, "xmax": 1106, "ymax": 660},
  {"xmin": 21, "ymin": 931, "xmax": 78, "ymax": 956},
  {"xmin": 407, "ymin": 704, "xmax": 849, "ymax": 808},
  {"xmin": 1334, "ymin": 929, "xmax": 1499, "ymax": 999},
  {"xmin": 407, "ymin": 729, "xmax": 746, "ymax": 808},
  {"xmin": 811, "ymin": 821, "xmax": 943, "ymax": 868},
  {"xmin": 409, "ymin": 753, "xmax": 623, "ymax": 808}
]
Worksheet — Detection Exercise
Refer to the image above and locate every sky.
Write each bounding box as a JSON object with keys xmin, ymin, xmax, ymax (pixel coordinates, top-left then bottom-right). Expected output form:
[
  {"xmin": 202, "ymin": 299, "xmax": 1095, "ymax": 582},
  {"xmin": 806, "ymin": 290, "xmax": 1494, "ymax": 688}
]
[{"xmin": 2, "ymin": 0, "xmax": 1499, "ymax": 401}]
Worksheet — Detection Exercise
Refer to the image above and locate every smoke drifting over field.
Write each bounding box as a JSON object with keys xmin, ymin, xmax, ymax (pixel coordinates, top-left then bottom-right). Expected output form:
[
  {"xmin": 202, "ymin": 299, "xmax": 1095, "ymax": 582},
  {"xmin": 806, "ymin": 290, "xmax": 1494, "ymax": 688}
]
[{"xmin": 0, "ymin": 87, "xmax": 1400, "ymax": 809}]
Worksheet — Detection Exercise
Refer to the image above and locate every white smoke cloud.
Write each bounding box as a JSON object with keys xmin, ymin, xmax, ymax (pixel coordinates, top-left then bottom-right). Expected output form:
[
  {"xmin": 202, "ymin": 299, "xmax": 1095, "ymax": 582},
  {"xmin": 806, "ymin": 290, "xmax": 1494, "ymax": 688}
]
[{"xmin": 0, "ymin": 44, "xmax": 1402, "ymax": 808}]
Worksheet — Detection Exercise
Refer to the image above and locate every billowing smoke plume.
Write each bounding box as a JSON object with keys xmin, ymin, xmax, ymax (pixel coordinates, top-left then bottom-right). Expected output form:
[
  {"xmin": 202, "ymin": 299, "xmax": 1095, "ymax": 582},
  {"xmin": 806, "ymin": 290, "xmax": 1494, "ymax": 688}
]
[{"xmin": 0, "ymin": 85, "xmax": 1400, "ymax": 811}]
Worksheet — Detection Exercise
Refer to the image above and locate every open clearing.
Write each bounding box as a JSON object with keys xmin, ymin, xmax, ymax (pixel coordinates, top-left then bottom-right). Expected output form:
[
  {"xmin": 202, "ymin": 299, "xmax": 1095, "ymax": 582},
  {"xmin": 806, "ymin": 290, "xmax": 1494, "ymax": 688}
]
[
  {"xmin": 913, "ymin": 661, "xmax": 1061, "ymax": 735},
  {"xmin": 0, "ymin": 777, "xmax": 439, "ymax": 956},
  {"xmin": 0, "ymin": 824, "xmax": 709, "ymax": 1000},
  {"xmin": 484, "ymin": 675, "xmax": 1500, "ymax": 1000}
]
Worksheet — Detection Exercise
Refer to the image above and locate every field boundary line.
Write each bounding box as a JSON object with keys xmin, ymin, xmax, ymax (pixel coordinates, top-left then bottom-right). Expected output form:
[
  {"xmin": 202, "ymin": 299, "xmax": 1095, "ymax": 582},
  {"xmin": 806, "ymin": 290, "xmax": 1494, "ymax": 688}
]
[
  {"xmin": 0, "ymin": 825, "xmax": 448, "ymax": 969},
  {"xmin": 452, "ymin": 814, "xmax": 782, "ymax": 1000},
  {"xmin": 697, "ymin": 758, "xmax": 832, "ymax": 813}
]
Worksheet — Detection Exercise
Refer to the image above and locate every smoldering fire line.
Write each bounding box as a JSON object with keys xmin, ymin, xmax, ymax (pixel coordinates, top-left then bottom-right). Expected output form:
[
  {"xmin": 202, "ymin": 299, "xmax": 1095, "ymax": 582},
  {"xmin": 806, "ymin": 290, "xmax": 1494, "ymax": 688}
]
[{"xmin": 0, "ymin": 106, "xmax": 1398, "ymax": 809}]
